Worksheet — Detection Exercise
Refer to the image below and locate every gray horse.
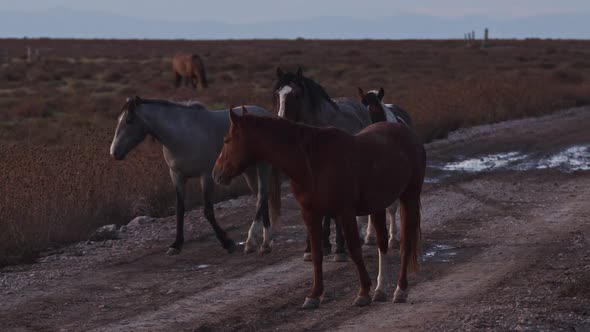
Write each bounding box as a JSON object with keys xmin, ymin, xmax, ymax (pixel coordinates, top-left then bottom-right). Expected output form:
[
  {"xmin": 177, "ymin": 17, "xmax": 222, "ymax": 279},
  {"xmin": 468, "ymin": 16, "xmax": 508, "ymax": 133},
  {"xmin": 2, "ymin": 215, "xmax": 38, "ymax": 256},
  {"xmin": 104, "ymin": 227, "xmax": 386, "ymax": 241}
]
[
  {"xmin": 110, "ymin": 97, "xmax": 281, "ymax": 255},
  {"xmin": 273, "ymin": 67, "xmax": 372, "ymax": 262}
]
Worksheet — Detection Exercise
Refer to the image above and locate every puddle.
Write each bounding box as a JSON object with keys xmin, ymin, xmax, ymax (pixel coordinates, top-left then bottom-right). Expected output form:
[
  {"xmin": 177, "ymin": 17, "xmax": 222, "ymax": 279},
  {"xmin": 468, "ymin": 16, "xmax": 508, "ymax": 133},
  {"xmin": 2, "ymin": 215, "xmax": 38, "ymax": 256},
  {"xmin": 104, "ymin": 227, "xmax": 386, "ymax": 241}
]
[
  {"xmin": 422, "ymin": 244, "xmax": 458, "ymax": 263},
  {"xmin": 183, "ymin": 264, "xmax": 211, "ymax": 272},
  {"xmin": 518, "ymin": 145, "xmax": 590, "ymax": 172},
  {"xmin": 430, "ymin": 144, "xmax": 589, "ymax": 179},
  {"xmin": 436, "ymin": 152, "xmax": 528, "ymax": 172}
]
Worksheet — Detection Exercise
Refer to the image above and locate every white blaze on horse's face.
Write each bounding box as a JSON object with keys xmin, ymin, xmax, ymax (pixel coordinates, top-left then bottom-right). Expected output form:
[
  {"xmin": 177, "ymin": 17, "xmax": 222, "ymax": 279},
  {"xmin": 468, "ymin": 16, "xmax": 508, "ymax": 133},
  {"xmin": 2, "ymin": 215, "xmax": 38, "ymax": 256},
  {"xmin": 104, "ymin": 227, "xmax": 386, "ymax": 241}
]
[{"xmin": 277, "ymin": 85, "xmax": 293, "ymax": 118}]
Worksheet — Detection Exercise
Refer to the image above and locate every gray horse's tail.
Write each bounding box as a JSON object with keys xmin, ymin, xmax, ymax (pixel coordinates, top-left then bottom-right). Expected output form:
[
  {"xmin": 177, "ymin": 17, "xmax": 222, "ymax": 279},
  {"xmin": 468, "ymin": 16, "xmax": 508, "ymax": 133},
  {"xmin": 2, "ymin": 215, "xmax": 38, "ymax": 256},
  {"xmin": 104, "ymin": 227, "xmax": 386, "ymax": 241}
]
[
  {"xmin": 269, "ymin": 167, "xmax": 282, "ymax": 227},
  {"xmin": 192, "ymin": 54, "xmax": 208, "ymax": 88}
]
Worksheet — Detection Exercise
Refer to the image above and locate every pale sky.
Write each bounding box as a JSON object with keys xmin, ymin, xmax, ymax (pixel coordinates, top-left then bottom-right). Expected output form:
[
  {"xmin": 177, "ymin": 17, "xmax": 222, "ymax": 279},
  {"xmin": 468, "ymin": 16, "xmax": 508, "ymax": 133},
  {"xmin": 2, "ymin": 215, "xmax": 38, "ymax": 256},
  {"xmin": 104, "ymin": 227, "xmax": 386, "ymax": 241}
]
[{"xmin": 3, "ymin": 0, "xmax": 590, "ymax": 23}]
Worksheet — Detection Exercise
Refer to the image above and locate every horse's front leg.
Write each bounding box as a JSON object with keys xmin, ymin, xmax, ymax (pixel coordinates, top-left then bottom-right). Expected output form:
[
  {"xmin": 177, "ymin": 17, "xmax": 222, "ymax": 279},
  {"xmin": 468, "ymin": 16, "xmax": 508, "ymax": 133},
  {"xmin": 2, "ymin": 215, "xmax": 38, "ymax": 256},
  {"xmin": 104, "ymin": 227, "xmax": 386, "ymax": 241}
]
[
  {"xmin": 338, "ymin": 211, "xmax": 372, "ymax": 307},
  {"xmin": 167, "ymin": 170, "xmax": 186, "ymax": 255},
  {"xmin": 201, "ymin": 174, "xmax": 236, "ymax": 253},
  {"xmin": 301, "ymin": 209, "xmax": 324, "ymax": 309}
]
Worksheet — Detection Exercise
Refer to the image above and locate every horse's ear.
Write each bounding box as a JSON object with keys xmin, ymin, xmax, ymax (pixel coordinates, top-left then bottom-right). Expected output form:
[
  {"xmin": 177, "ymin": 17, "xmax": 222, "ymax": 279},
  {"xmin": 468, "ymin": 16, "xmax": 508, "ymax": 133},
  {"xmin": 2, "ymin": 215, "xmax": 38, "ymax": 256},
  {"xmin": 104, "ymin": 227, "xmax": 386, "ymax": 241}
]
[
  {"xmin": 357, "ymin": 87, "xmax": 365, "ymax": 99},
  {"xmin": 296, "ymin": 66, "xmax": 303, "ymax": 79},
  {"xmin": 229, "ymin": 106, "xmax": 240, "ymax": 125},
  {"xmin": 241, "ymin": 105, "xmax": 248, "ymax": 115},
  {"xmin": 377, "ymin": 88, "xmax": 385, "ymax": 100},
  {"xmin": 276, "ymin": 67, "xmax": 284, "ymax": 79}
]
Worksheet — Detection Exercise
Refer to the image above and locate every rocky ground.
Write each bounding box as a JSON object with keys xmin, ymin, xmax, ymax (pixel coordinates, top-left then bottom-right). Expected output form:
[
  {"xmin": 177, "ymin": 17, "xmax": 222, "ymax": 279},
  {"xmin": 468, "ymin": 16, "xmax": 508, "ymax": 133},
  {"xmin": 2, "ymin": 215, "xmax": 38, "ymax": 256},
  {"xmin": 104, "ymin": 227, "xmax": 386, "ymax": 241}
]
[{"xmin": 1, "ymin": 107, "xmax": 589, "ymax": 331}]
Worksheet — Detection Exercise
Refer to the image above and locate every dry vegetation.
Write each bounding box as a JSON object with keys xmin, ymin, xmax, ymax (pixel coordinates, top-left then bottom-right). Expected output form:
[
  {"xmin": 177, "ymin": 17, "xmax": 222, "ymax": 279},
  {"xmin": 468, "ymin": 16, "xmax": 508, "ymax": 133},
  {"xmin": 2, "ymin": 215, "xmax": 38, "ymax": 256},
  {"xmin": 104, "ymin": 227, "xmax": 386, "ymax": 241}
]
[{"xmin": 1, "ymin": 38, "xmax": 589, "ymax": 266}]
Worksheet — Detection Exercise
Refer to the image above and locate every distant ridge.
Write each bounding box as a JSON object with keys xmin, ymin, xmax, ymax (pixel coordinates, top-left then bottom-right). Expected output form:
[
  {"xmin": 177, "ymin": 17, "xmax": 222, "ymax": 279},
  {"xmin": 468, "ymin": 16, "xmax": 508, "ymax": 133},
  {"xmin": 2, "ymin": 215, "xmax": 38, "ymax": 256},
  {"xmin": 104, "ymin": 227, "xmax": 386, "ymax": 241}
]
[{"xmin": 1, "ymin": 8, "xmax": 589, "ymax": 39}]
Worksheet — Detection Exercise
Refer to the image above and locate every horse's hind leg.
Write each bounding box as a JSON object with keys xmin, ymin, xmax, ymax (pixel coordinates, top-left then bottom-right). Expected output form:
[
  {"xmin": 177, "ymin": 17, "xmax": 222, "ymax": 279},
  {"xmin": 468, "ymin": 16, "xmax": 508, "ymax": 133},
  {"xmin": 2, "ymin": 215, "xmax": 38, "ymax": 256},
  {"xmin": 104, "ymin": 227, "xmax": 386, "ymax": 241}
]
[
  {"xmin": 333, "ymin": 221, "xmax": 348, "ymax": 262},
  {"xmin": 191, "ymin": 74, "xmax": 198, "ymax": 89},
  {"xmin": 338, "ymin": 212, "xmax": 372, "ymax": 307},
  {"xmin": 387, "ymin": 200, "xmax": 399, "ymax": 249},
  {"xmin": 394, "ymin": 194, "xmax": 422, "ymax": 303},
  {"xmin": 201, "ymin": 175, "xmax": 236, "ymax": 253},
  {"xmin": 370, "ymin": 210, "xmax": 390, "ymax": 302},
  {"xmin": 174, "ymin": 72, "xmax": 182, "ymax": 88},
  {"xmin": 167, "ymin": 170, "xmax": 186, "ymax": 255},
  {"xmin": 256, "ymin": 163, "xmax": 273, "ymax": 253},
  {"xmin": 363, "ymin": 215, "xmax": 376, "ymax": 245},
  {"xmin": 303, "ymin": 236, "xmax": 312, "ymax": 261},
  {"xmin": 242, "ymin": 167, "xmax": 264, "ymax": 254},
  {"xmin": 322, "ymin": 217, "xmax": 332, "ymax": 256}
]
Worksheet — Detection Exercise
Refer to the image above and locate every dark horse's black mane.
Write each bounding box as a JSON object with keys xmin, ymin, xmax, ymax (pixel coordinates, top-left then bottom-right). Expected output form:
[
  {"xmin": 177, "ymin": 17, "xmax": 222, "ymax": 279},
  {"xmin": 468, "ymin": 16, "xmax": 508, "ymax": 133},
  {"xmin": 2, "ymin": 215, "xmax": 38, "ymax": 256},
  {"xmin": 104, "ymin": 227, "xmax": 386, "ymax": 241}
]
[{"xmin": 273, "ymin": 71, "xmax": 338, "ymax": 113}]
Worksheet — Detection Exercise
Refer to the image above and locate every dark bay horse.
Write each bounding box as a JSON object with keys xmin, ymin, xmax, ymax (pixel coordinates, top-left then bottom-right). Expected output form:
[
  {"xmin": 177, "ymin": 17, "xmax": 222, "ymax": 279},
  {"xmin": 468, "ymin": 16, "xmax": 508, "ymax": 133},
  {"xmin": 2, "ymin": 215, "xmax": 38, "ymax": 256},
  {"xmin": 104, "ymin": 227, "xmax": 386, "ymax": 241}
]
[
  {"xmin": 358, "ymin": 87, "xmax": 414, "ymax": 248},
  {"xmin": 274, "ymin": 66, "xmax": 372, "ymax": 262},
  {"xmin": 213, "ymin": 108, "xmax": 426, "ymax": 309},
  {"xmin": 110, "ymin": 97, "xmax": 281, "ymax": 256},
  {"xmin": 172, "ymin": 53, "xmax": 208, "ymax": 89}
]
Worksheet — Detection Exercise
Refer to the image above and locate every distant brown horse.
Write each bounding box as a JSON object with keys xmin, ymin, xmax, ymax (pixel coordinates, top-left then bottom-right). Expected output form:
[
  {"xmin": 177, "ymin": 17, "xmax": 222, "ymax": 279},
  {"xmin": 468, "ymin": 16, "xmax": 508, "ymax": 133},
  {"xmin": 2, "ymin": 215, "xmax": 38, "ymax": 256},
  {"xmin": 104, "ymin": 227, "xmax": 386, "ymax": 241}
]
[
  {"xmin": 213, "ymin": 107, "xmax": 426, "ymax": 309},
  {"xmin": 172, "ymin": 53, "xmax": 208, "ymax": 89}
]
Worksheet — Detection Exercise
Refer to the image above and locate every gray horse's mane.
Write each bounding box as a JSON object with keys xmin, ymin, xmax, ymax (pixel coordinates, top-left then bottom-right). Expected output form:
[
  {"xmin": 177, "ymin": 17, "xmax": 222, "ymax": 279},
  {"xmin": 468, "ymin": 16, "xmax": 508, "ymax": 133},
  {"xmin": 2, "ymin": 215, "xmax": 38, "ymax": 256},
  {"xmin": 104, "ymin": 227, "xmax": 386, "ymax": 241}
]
[{"xmin": 139, "ymin": 98, "xmax": 207, "ymax": 110}]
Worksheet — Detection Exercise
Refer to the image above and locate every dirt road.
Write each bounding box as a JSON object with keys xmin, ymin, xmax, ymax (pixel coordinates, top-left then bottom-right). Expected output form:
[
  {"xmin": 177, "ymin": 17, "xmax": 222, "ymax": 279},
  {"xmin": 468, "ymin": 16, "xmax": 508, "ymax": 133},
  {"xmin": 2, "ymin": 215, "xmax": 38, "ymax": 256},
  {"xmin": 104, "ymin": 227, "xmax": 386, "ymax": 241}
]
[{"xmin": 1, "ymin": 107, "xmax": 589, "ymax": 331}]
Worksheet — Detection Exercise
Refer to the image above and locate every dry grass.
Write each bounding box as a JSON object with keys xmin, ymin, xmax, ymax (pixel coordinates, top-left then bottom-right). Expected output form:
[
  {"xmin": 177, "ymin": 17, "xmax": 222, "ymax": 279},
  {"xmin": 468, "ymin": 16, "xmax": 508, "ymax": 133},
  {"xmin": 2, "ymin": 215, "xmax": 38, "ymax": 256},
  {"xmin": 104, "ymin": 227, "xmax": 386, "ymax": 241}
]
[{"xmin": 1, "ymin": 38, "xmax": 589, "ymax": 265}]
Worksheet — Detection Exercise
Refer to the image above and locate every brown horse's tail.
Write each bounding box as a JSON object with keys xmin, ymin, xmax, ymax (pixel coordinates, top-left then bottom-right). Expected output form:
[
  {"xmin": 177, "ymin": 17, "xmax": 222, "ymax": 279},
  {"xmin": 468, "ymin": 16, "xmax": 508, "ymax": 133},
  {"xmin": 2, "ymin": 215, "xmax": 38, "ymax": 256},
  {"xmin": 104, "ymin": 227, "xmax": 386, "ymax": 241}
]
[
  {"xmin": 268, "ymin": 167, "xmax": 282, "ymax": 227},
  {"xmin": 399, "ymin": 194, "xmax": 422, "ymax": 273},
  {"xmin": 192, "ymin": 54, "xmax": 208, "ymax": 88}
]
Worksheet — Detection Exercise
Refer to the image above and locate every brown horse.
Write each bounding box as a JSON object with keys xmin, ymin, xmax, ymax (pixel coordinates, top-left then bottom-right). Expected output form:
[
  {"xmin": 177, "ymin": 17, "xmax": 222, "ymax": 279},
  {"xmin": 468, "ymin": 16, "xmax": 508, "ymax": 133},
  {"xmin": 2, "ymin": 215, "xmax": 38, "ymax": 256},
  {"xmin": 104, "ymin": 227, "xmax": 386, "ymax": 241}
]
[
  {"xmin": 172, "ymin": 53, "xmax": 208, "ymax": 89},
  {"xmin": 213, "ymin": 107, "xmax": 426, "ymax": 309},
  {"xmin": 358, "ymin": 87, "xmax": 414, "ymax": 248}
]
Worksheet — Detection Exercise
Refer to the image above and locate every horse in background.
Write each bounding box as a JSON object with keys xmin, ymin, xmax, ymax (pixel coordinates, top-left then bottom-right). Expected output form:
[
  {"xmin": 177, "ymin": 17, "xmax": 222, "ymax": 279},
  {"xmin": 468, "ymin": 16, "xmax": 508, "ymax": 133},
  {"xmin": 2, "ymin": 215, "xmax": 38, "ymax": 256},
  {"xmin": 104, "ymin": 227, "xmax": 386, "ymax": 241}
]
[
  {"xmin": 110, "ymin": 97, "xmax": 281, "ymax": 256},
  {"xmin": 172, "ymin": 53, "xmax": 209, "ymax": 89},
  {"xmin": 273, "ymin": 66, "xmax": 372, "ymax": 262},
  {"xmin": 358, "ymin": 87, "xmax": 414, "ymax": 248},
  {"xmin": 213, "ymin": 107, "xmax": 426, "ymax": 308}
]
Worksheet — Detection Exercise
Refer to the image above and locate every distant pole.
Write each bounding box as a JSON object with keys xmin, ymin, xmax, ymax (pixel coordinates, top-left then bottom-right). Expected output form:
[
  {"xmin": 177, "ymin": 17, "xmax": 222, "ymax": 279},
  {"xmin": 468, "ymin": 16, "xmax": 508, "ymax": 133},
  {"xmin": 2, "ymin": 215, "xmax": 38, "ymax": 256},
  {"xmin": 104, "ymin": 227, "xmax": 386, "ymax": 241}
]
[{"xmin": 482, "ymin": 28, "xmax": 489, "ymax": 48}]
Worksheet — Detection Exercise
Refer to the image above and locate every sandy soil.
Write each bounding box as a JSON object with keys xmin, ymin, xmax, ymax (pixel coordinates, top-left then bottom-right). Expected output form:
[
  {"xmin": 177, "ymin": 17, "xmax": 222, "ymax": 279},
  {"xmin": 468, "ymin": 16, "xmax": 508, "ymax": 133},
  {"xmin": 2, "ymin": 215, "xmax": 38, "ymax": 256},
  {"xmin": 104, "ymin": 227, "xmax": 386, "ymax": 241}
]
[{"xmin": 1, "ymin": 107, "xmax": 589, "ymax": 331}]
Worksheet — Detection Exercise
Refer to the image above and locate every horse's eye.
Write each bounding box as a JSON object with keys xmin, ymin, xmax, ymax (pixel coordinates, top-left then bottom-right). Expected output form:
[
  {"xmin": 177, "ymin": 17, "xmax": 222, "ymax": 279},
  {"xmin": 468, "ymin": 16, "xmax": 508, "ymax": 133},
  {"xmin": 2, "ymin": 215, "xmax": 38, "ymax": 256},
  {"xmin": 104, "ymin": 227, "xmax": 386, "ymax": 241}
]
[{"xmin": 224, "ymin": 138, "xmax": 230, "ymax": 144}]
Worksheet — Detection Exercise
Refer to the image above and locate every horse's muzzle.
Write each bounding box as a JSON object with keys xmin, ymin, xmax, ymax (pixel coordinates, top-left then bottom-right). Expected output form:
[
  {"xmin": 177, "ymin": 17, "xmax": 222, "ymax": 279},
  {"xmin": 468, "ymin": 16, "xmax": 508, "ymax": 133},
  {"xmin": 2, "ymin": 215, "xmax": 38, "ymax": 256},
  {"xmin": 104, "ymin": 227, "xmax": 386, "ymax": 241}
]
[
  {"xmin": 212, "ymin": 169, "xmax": 231, "ymax": 185},
  {"xmin": 111, "ymin": 150, "xmax": 126, "ymax": 161}
]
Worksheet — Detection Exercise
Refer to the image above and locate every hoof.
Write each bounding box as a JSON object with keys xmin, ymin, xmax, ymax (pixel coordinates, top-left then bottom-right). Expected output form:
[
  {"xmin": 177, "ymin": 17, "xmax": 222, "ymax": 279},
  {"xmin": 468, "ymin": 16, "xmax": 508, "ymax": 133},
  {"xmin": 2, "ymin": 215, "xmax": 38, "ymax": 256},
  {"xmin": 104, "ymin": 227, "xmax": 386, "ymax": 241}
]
[
  {"xmin": 244, "ymin": 244, "xmax": 257, "ymax": 254},
  {"xmin": 333, "ymin": 253, "xmax": 348, "ymax": 262},
  {"xmin": 353, "ymin": 295, "xmax": 372, "ymax": 307},
  {"xmin": 259, "ymin": 244, "xmax": 272, "ymax": 254},
  {"xmin": 166, "ymin": 247, "xmax": 181, "ymax": 256},
  {"xmin": 372, "ymin": 290, "xmax": 387, "ymax": 302},
  {"xmin": 303, "ymin": 252, "xmax": 312, "ymax": 262},
  {"xmin": 301, "ymin": 297, "xmax": 320, "ymax": 309},
  {"xmin": 393, "ymin": 286, "xmax": 407, "ymax": 303},
  {"xmin": 224, "ymin": 239, "xmax": 236, "ymax": 253},
  {"xmin": 364, "ymin": 236, "xmax": 376, "ymax": 246}
]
